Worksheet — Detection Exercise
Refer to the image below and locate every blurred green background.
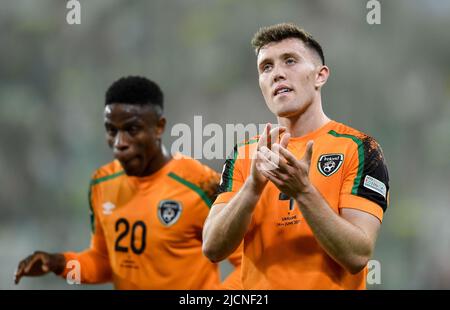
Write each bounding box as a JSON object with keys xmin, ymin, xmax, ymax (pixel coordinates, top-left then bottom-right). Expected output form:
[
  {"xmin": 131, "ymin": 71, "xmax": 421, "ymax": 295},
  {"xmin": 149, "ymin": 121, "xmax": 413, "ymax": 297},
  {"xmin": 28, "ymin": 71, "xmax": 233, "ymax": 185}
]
[{"xmin": 1, "ymin": 0, "xmax": 450, "ymax": 289}]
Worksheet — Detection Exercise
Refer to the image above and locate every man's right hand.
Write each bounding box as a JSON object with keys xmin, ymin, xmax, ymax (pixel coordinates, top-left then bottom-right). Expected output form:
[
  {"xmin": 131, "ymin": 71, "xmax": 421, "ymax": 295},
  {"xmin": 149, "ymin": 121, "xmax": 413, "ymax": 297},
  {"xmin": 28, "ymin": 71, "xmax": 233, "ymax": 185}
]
[
  {"xmin": 14, "ymin": 251, "xmax": 66, "ymax": 284},
  {"xmin": 249, "ymin": 123, "xmax": 289, "ymax": 192}
]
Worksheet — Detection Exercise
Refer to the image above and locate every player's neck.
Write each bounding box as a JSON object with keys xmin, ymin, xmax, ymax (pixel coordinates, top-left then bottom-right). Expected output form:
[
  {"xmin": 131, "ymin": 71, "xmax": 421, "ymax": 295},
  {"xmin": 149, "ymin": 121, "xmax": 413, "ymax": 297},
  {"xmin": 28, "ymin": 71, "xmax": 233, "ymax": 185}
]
[
  {"xmin": 278, "ymin": 97, "xmax": 330, "ymax": 138},
  {"xmin": 142, "ymin": 145, "xmax": 172, "ymax": 176}
]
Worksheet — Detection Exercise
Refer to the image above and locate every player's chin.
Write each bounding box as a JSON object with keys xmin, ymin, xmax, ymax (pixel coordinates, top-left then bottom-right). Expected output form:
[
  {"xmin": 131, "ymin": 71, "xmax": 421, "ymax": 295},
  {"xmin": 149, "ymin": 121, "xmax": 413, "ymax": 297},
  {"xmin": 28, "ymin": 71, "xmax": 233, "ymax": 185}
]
[
  {"xmin": 120, "ymin": 161, "xmax": 143, "ymax": 177},
  {"xmin": 268, "ymin": 101, "xmax": 294, "ymax": 116},
  {"xmin": 274, "ymin": 106, "xmax": 301, "ymax": 118},
  {"xmin": 273, "ymin": 101, "xmax": 306, "ymax": 118}
]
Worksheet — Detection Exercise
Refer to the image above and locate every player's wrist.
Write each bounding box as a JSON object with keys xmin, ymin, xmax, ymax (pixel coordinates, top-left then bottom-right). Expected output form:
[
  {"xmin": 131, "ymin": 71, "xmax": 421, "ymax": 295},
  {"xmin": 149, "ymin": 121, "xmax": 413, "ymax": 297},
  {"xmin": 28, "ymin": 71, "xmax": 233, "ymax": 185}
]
[
  {"xmin": 246, "ymin": 176, "xmax": 266, "ymax": 196},
  {"xmin": 51, "ymin": 253, "xmax": 67, "ymax": 275},
  {"xmin": 294, "ymin": 183, "xmax": 316, "ymax": 203}
]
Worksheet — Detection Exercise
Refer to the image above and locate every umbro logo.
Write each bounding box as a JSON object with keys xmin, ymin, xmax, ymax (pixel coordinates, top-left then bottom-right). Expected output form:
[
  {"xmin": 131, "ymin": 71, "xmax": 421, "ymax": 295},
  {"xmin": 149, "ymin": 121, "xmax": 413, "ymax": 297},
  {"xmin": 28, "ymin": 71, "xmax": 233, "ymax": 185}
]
[{"xmin": 102, "ymin": 202, "xmax": 115, "ymax": 215}]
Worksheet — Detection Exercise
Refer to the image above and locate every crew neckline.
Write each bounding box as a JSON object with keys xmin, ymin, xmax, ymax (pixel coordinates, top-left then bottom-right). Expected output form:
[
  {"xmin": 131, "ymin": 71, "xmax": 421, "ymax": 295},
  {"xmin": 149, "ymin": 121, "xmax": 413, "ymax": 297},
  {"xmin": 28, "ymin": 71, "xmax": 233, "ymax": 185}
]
[
  {"xmin": 285, "ymin": 120, "xmax": 335, "ymax": 143},
  {"xmin": 127, "ymin": 153, "xmax": 181, "ymax": 184}
]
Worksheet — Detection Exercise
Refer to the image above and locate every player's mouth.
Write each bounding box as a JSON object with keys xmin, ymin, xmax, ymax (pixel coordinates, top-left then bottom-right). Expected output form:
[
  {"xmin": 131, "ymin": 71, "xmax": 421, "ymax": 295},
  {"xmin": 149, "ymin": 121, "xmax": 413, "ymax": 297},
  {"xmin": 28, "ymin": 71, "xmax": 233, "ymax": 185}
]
[
  {"xmin": 121, "ymin": 159, "xmax": 144, "ymax": 176},
  {"xmin": 117, "ymin": 154, "xmax": 140, "ymax": 170},
  {"xmin": 273, "ymin": 85, "xmax": 293, "ymax": 97}
]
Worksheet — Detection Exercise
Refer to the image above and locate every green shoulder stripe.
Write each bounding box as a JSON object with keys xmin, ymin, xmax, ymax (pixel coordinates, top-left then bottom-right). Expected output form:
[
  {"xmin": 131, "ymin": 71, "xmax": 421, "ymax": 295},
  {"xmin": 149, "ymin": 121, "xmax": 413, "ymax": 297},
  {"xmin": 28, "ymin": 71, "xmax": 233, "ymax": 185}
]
[
  {"xmin": 90, "ymin": 170, "xmax": 125, "ymax": 186},
  {"xmin": 328, "ymin": 130, "xmax": 364, "ymax": 194},
  {"xmin": 168, "ymin": 172, "xmax": 213, "ymax": 208},
  {"xmin": 88, "ymin": 186, "xmax": 95, "ymax": 233}
]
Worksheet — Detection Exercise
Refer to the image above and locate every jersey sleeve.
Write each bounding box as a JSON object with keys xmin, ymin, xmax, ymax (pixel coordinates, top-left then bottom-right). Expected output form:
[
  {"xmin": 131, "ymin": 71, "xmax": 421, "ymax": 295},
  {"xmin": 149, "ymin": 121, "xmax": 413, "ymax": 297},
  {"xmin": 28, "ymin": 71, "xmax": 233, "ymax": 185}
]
[
  {"xmin": 60, "ymin": 176, "xmax": 112, "ymax": 283},
  {"xmin": 214, "ymin": 145, "xmax": 246, "ymax": 205},
  {"xmin": 339, "ymin": 137, "xmax": 390, "ymax": 222}
]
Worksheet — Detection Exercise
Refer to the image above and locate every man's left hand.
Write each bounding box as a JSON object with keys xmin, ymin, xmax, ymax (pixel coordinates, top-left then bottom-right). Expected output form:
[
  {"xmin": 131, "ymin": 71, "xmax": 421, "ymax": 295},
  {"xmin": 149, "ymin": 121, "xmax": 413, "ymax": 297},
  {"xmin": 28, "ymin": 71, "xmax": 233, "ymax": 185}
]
[{"xmin": 258, "ymin": 140, "xmax": 314, "ymax": 200}]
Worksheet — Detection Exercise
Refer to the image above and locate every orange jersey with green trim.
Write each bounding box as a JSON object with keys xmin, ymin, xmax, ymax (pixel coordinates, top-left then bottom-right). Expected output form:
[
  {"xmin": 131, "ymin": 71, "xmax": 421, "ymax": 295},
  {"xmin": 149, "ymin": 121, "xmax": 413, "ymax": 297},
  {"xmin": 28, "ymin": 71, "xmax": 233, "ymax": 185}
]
[
  {"xmin": 62, "ymin": 153, "xmax": 242, "ymax": 289},
  {"xmin": 214, "ymin": 120, "xmax": 389, "ymax": 289}
]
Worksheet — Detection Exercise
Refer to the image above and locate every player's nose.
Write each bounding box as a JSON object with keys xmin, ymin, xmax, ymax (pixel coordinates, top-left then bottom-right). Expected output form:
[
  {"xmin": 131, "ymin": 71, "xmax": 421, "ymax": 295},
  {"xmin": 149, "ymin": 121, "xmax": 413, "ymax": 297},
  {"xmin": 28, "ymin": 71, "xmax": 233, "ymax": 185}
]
[
  {"xmin": 113, "ymin": 131, "xmax": 130, "ymax": 152},
  {"xmin": 272, "ymin": 65, "xmax": 287, "ymax": 83}
]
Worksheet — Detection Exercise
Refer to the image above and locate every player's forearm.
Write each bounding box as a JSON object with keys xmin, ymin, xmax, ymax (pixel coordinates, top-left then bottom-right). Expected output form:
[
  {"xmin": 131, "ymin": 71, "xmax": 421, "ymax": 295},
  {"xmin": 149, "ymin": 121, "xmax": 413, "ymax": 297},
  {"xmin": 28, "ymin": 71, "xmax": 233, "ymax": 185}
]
[
  {"xmin": 62, "ymin": 249, "xmax": 112, "ymax": 283},
  {"xmin": 203, "ymin": 178, "xmax": 262, "ymax": 262},
  {"xmin": 296, "ymin": 185, "xmax": 374, "ymax": 274}
]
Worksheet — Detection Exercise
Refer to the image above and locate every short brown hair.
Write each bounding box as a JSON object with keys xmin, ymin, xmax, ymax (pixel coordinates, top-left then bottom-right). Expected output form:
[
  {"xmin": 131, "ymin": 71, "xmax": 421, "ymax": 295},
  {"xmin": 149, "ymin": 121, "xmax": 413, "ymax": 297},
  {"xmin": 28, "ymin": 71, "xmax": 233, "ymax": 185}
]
[{"xmin": 251, "ymin": 23, "xmax": 325, "ymax": 65}]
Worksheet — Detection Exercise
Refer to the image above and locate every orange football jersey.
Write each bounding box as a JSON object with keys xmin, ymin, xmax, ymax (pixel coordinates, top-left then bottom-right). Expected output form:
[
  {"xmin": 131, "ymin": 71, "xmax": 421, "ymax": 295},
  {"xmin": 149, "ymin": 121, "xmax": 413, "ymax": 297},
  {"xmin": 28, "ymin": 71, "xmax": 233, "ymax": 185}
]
[
  {"xmin": 61, "ymin": 153, "xmax": 242, "ymax": 289},
  {"xmin": 214, "ymin": 120, "xmax": 389, "ymax": 289}
]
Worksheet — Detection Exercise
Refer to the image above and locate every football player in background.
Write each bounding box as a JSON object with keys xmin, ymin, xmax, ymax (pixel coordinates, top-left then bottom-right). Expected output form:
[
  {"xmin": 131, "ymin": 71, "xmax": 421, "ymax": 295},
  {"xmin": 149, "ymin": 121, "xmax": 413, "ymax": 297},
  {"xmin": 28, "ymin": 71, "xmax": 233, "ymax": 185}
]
[{"xmin": 15, "ymin": 76, "xmax": 242, "ymax": 289}]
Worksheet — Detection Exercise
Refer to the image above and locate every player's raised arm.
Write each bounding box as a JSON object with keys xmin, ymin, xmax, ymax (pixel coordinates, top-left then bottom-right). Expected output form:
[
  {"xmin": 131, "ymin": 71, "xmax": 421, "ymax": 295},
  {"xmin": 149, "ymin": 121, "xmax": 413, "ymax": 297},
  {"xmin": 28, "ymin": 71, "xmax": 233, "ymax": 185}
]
[
  {"xmin": 202, "ymin": 124, "xmax": 287, "ymax": 262},
  {"xmin": 260, "ymin": 140, "xmax": 382, "ymax": 274},
  {"xmin": 218, "ymin": 242, "xmax": 244, "ymax": 290}
]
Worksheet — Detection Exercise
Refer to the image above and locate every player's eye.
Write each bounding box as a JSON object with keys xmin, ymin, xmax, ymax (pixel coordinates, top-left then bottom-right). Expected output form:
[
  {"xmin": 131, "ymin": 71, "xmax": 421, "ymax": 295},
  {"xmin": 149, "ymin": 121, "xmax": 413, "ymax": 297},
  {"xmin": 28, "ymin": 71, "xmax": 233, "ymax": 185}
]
[
  {"xmin": 286, "ymin": 58, "xmax": 296, "ymax": 65},
  {"xmin": 262, "ymin": 63, "xmax": 272, "ymax": 73},
  {"xmin": 106, "ymin": 126, "xmax": 117, "ymax": 137},
  {"xmin": 128, "ymin": 125, "xmax": 140, "ymax": 136}
]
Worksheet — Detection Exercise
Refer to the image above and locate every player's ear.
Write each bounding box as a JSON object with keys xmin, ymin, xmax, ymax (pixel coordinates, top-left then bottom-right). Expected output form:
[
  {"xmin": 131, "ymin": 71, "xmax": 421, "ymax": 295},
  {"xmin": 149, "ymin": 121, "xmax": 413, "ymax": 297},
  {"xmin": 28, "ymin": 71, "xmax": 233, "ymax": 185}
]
[
  {"xmin": 315, "ymin": 65, "xmax": 329, "ymax": 90},
  {"xmin": 155, "ymin": 116, "xmax": 166, "ymax": 138}
]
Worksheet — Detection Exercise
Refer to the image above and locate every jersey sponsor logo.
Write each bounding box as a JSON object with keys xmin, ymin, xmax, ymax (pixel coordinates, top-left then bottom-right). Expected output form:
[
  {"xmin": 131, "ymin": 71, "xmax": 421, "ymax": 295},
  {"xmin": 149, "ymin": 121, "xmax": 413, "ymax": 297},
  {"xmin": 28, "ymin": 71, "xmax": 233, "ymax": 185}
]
[
  {"xmin": 102, "ymin": 202, "xmax": 115, "ymax": 215},
  {"xmin": 277, "ymin": 192, "xmax": 300, "ymax": 227},
  {"xmin": 363, "ymin": 175, "xmax": 387, "ymax": 198},
  {"xmin": 279, "ymin": 192, "xmax": 295, "ymax": 211},
  {"xmin": 158, "ymin": 200, "xmax": 182, "ymax": 226},
  {"xmin": 317, "ymin": 153, "xmax": 344, "ymax": 176}
]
